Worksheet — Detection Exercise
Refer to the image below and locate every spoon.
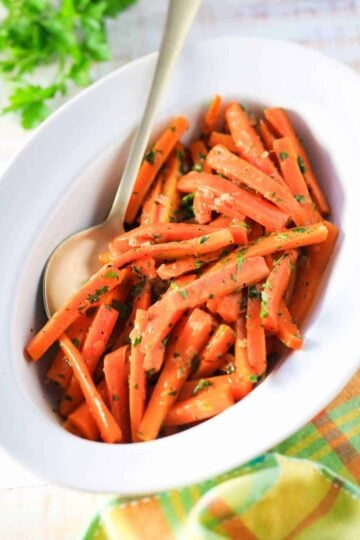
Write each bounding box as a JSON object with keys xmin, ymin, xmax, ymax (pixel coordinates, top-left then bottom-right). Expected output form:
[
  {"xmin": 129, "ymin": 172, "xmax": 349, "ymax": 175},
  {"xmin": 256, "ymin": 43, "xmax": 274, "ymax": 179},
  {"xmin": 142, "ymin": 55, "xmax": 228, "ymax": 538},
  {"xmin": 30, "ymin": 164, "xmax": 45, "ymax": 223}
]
[{"xmin": 43, "ymin": 0, "xmax": 201, "ymax": 316}]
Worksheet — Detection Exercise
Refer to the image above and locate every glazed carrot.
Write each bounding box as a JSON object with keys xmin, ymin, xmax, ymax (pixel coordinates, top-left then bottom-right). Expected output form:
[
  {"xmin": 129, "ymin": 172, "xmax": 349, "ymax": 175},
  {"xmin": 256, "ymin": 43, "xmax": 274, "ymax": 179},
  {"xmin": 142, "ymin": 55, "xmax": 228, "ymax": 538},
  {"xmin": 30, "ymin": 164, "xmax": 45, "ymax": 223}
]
[
  {"xmin": 59, "ymin": 335, "xmax": 122, "ymax": 443},
  {"xmin": 142, "ymin": 256, "xmax": 270, "ymax": 355},
  {"xmin": 246, "ymin": 284, "xmax": 267, "ymax": 376},
  {"xmin": 46, "ymin": 315, "xmax": 91, "ymax": 389},
  {"xmin": 178, "ymin": 374, "xmax": 251, "ymax": 402},
  {"xmin": 109, "ymin": 223, "xmax": 230, "ymax": 254},
  {"xmin": 156, "ymin": 250, "xmax": 224, "ymax": 280},
  {"xmin": 193, "ymin": 188, "xmax": 214, "ymax": 224},
  {"xmin": 234, "ymin": 314, "xmax": 257, "ymax": 385},
  {"xmin": 225, "ymin": 103, "xmax": 284, "ymax": 184},
  {"xmin": 206, "ymin": 145, "xmax": 308, "ymax": 225},
  {"xmin": 178, "ymin": 172, "xmax": 289, "ymax": 230},
  {"xmin": 264, "ymin": 108, "xmax": 330, "ymax": 215},
  {"xmin": 273, "ymin": 137, "xmax": 321, "ymax": 223},
  {"xmin": 208, "ymin": 131, "xmax": 238, "ymax": 153},
  {"xmin": 289, "ymin": 221, "xmax": 338, "ymax": 325},
  {"xmin": 140, "ymin": 172, "xmax": 164, "ymax": 225},
  {"xmin": 164, "ymin": 386, "xmax": 234, "ymax": 427},
  {"xmin": 125, "ymin": 116, "xmax": 189, "ymax": 223},
  {"xmin": 129, "ymin": 309, "xmax": 148, "ymax": 442},
  {"xmin": 59, "ymin": 290, "xmax": 120, "ymax": 416},
  {"xmin": 104, "ymin": 345, "xmax": 131, "ymax": 442},
  {"xmin": 27, "ymin": 267, "xmax": 128, "ymax": 361},
  {"xmin": 190, "ymin": 139, "xmax": 211, "ymax": 172},
  {"xmin": 277, "ymin": 300, "xmax": 303, "ymax": 350},
  {"xmin": 208, "ymin": 291, "xmax": 242, "ymax": 323},
  {"xmin": 202, "ymin": 94, "xmax": 222, "ymax": 136},
  {"xmin": 157, "ymin": 144, "xmax": 183, "ymax": 223},
  {"xmin": 259, "ymin": 119, "xmax": 276, "ymax": 151},
  {"xmin": 63, "ymin": 380, "xmax": 109, "ymax": 441},
  {"xmin": 261, "ymin": 250, "xmax": 298, "ymax": 333},
  {"xmin": 194, "ymin": 324, "xmax": 236, "ymax": 378},
  {"xmin": 138, "ymin": 309, "xmax": 213, "ymax": 441}
]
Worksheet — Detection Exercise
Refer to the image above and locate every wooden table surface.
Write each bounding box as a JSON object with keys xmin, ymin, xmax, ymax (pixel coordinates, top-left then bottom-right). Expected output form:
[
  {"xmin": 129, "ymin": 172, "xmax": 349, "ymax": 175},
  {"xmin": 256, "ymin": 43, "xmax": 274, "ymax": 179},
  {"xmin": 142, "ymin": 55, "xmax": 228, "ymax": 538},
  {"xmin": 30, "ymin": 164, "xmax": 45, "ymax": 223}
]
[{"xmin": 0, "ymin": 1, "xmax": 359, "ymax": 538}]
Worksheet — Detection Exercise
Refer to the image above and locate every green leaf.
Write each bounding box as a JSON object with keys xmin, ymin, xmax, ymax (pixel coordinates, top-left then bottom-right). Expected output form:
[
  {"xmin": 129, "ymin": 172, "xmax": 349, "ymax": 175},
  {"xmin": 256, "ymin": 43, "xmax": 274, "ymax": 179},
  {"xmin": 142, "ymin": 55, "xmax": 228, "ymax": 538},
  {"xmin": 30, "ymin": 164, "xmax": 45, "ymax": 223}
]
[
  {"xmin": 104, "ymin": 0, "xmax": 137, "ymax": 18},
  {"xmin": 21, "ymin": 100, "xmax": 50, "ymax": 128}
]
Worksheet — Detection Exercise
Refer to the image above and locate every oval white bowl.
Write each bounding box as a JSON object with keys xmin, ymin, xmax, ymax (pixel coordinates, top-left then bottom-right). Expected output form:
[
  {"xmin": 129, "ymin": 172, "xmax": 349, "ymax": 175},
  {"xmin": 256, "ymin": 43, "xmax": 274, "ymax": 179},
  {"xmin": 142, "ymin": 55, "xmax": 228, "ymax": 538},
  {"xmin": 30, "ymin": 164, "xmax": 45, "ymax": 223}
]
[{"xmin": 0, "ymin": 37, "xmax": 359, "ymax": 494}]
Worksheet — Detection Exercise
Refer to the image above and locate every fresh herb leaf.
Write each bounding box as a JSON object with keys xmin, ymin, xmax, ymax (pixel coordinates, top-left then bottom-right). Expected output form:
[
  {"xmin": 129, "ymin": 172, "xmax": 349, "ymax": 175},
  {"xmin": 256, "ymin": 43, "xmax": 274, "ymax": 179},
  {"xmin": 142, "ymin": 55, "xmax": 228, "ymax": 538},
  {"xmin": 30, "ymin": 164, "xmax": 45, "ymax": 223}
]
[
  {"xmin": 192, "ymin": 163, "xmax": 203, "ymax": 172},
  {"xmin": 105, "ymin": 270, "xmax": 119, "ymax": 279},
  {"xmin": 279, "ymin": 151, "xmax": 289, "ymax": 161},
  {"xmin": 248, "ymin": 285, "xmax": 261, "ymax": 299},
  {"xmin": 294, "ymin": 194, "xmax": 305, "ymax": 203},
  {"xmin": 192, "ymin": 379, "xmax": 212, "ymax": 395},
  {"xmin": 144, "ymin": 149, "xmax": 156, "ymax": 165},
  {"xmin": 199, "ymin": 236, "xmax": 208, "ymax": 244},
  {"xmin": 87, "ymin": 286, "xmax": 109, "ymax": 304},
  {"xmin": 131, "ymin": 336, "xmax": 142, "ymax": 347},
  {"xmin": 297, "ymin": 156, "xmax": 307, "ymax": 173}
]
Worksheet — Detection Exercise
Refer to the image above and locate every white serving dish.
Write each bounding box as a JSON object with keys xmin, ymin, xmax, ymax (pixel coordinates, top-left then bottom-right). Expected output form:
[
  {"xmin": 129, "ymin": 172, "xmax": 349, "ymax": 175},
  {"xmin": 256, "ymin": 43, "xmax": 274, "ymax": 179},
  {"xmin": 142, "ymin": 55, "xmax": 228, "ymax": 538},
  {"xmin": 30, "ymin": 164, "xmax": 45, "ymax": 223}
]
[{"xmin": 0, "ymin": 37, "xmax": 359, "ymax": 494}]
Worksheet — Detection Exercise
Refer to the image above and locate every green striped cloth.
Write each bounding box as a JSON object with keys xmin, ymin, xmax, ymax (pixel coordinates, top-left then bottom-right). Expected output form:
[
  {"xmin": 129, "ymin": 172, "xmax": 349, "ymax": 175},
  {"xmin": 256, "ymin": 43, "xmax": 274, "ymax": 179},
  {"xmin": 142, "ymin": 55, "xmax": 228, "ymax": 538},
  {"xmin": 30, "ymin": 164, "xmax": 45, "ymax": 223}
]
[{"xmin": 83, "ymin": 370, "xmax": 360, "ymax": 539}]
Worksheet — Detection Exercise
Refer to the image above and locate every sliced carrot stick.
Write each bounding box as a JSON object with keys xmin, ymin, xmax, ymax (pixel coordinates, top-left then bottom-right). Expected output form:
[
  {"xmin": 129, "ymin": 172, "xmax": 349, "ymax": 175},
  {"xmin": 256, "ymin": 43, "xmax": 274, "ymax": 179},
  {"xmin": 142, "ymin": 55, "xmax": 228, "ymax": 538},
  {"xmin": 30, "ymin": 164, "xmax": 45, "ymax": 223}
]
[
  {"xmin": 178, "ymin": 172, "xmax": 289, "ymax": 231},
  {"xmin": 194, "ymin": 324, "xmax": 236, "ymax": 378},
  {"xmin": 225, "ymin": 103, "xmax": 284, "ymax": 184},
  {"xmin": 142, "ymin": 256, "xmax": 270, "ymax": 354},
  {"xmin": 109, "ymin": 223, "xmax": 229, "ymax": 255},
  {"xmin": 157, "ymin": 144, "xmax": 183, "ymax": 223},
  {"xmin": 178, "ymin": 373, "xmax": 251, "ymax": 402},
  {"xmin": 273, "ymin": 137, "xmax": 321, "ymax": 223},
  {"xmin": 261, "ymin": 250, "xmax": 298, "ymax": 333},
  {"xmin": 259, "ymin": 119, "xmax": 276, "ymax": 151},
  {"xmin": 193, "ymin": 188, "xmax": 214, "ymax": 224},
  {"xmin": 164, "ymin": 385, "xmax": 234, "ymax": 427},
  {"xmin": 140, "ymin": 172, "xmax": 164, "ymax": 225},
  {"xmin": 58, "ymin": 291, "xmax": 120, "ymax": 416},
  {"xmin": 46, "ymin": 315, "xmax": 91, "ymax": 389},
  {"xmin": 157, "ymin": 250, "xmax": 224, "ymax": 280},
  {"xmin": 104, "ymin": 345, "xmax": 131, "ymax": 442},
  {"xmin": 246, "ymin": 284, "xmax": 267, "ymax": 376},
  {"xmin": 138, "ymin": 309, "xmax": 213, "ymax": 441},
  {"xmin": 202, "ymin": 94, "xmax": 222, "ymax": 136},
  {"xmin": 63, "ymin": 380, "xmax": 109, "ymax": 441},
  {"xmin": 234, "ymin": 316, "xmax": 257, "ymax": 384},
  {"xmin": 289, "ymin": 221, "xmax": 338, "ymax": 325},
  {"xmin": 27, "ymin": 267, "xmax": 128, "ymax": 361},
  {"xmin": 125, "ymin": 116, "xmax": 189, "ymax": 223},
  {"xmin": 190, "ymin": 139, "xmax": 211, "ymax": 172},
  {"xmin": 59, "ymin": 335, "xmax": 122, "ymax": 443},
  {"xmin": 208, "ymin": 131, "xmax": 238, "ymax": 153},
  {"xmin": 277, "ymin": 300, "xmax": 303, "ymax": 350},
  {"xmin": 264, "ymin": 108, "xmax": 330, "ymax": 215},
  {"xmin": 211, "ymin": 291, "xmax": 242, "ymax": 323},
  {"xmin": 129, "ymin": 309, "xmax": 148, "ymax": 442},
  {"xmin": 206, "ymin": 144, "xmax": 308, "ymax": 225}
]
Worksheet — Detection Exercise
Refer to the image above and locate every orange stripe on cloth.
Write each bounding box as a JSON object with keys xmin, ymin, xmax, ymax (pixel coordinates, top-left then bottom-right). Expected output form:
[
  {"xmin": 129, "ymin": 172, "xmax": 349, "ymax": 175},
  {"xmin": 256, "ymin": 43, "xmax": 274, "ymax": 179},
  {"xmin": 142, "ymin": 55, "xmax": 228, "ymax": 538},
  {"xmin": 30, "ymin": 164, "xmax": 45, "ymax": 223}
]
[
  {"xmin": 326, "ymin": 369, "xmax": 360, "ymax": 410},
  {"xmin": 312, "ymin": 412, "xmax": 360, "ymax": 483},
  {"xmin": 208, "ymin": 498, "xmax": 257, "ymax": 540},
  {"xmin": 284, "ymin": 483, "xmax": 340, "ymax": 540},
  {"xmin": 112, "ymin": 497, "xmax": 174, "ymax": 540}
]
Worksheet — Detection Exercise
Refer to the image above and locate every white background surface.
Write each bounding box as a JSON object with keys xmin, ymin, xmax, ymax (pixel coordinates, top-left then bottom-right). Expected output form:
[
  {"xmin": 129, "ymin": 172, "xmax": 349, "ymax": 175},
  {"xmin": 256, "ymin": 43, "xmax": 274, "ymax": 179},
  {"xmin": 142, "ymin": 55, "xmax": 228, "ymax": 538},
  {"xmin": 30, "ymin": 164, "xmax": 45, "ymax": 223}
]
[{"xmin": 0, "ymin": 0, "xmax": 359, "ymax": 538}]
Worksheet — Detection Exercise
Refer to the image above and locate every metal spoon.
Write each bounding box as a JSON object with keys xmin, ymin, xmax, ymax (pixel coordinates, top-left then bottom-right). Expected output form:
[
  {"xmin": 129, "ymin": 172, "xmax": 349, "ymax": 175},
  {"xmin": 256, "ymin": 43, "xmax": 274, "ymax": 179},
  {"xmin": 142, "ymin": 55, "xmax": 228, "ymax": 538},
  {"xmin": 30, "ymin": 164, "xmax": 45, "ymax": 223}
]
[{"xmin": 43, "ymin": 0, "xmax": 201, "ymax": 316}]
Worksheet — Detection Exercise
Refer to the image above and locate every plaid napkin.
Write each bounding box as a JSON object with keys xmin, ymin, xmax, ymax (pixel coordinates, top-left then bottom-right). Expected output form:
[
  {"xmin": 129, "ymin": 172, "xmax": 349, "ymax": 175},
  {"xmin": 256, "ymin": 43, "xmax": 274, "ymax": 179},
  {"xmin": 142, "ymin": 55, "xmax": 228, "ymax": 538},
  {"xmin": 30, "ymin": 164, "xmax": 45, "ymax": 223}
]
[{"xmin": 83, "ymin": 370, "xmax": 360, "ymax": 539}]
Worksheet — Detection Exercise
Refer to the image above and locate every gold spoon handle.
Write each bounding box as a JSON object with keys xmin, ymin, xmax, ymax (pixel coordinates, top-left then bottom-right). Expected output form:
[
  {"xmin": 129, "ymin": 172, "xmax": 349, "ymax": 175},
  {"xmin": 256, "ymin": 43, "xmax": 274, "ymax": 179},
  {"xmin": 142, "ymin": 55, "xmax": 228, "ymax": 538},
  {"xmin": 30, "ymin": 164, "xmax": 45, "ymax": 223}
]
[{"xmin": 106, "ymin": 0, "xmax": 201, "ymax": 227}]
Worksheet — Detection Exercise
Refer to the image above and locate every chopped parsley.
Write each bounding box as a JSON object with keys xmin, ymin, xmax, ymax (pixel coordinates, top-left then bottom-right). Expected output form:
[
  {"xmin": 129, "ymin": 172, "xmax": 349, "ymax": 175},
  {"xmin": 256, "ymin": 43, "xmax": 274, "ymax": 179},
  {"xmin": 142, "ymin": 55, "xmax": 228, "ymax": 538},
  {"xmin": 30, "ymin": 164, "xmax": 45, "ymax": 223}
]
[
  {"xmin": 248, "ymin": 285, "xmax": 261, "ymax": 299},
  {"xmin": 294, "ymin": 194, "xmax": 305, "ymax": 203},
  {"xmin": 72, "ymin": 338, "xmax": 80, "ymax": 348},
  {"xmin": 170, "ymin": 126, "xmax": 177, "ymax": 132},
  {"xmin": 112, "ymin": 394, "xmax": 119, "ymax": 401},
  {"xmin": 104, "ymin": 270, "xmax": 119, "ymax": 279},
  {"xmin": 111, "ymin": 300, "xmax": 131, "ymax": 319},
  {"xmin": 209, "ymin": 293, "xmax": 214, "ymax": 299},
  {"xmin": 194, "ymin": 259, "xmax": 203, "ymax": 269},
  {"xmin": 162, "ymin": 336, "xmax": 170, "ymax": 347},
  {"xmin": 132, "ymin": 336, "xmax": 142, "ymax": 347},
  {"xmin": 178, "ymin": 289, "xmax": 188, "ymax": 299},
  {"xmin": 293, "ymin": 227, "xmax": 307, "ymax": 233},
  {"xmin": 167, "ymin": 390, "xmax": 177, "ymax": 396},
  {"xmin": 144, "ymin": 149, "xmax": 156, "ymax": 165},
  {"xmin": 87, "ymin": 286, "xmax": 109, "ymax": 304},
  {"xmin": 181, "ymin": 193, "xmax": 194, "ymax": 205},
  {"xmin": 176, "ymin": 150, "xmax": 184, "ymax": 161},
  {"xmin": 192, "ymin": 379, "xmax": 212, "ymax": 395},
  {"xmin": 192, "ymin": 163, "xmax": 203, "ymax": 172},
  {"xmin": 225, "ymin": 364, "xmax": 236, "ymax": 375},
  {"xmin": 297, "ymin": 156, "xmax": 306, "ymax": 173},
  {"xmin": 249, "ymin": 374, "xmax": 259, "ymax": 383},
  {"xmin": 279, "ymin": 151, "xmax": 289, "ymax": 161},
  {"xmin": 199, "ymin": 236, "xmax": 209, "ymax": 244}
]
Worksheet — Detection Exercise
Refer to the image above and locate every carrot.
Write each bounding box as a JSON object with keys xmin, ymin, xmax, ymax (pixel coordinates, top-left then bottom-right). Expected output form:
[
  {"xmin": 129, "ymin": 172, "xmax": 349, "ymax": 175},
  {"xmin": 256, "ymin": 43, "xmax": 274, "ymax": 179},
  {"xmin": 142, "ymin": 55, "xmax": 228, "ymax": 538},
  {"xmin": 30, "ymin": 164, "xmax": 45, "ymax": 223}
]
[
  {"xmin": 277, "ymin": 300, "xmax": 303, "ymax": 350},
  {"xmin": 27, "ymin": 267, "xmax": 128, "ymax": 361},
  {"xmin": 259, "ymin": 119, "xmax": 276, "ymax": 151},
  {"xmin": 246, "ymin": 284, "xmax": 267, "ymax": 376},
  {"xmin": 125, "ymin": 116, "xmax": 189, "ymax": 223},
  {"xmin": 59, "ymin": 335, "xmax": 122, "ymax": 443},
  {"xmin": 104, "ymin": 345, "xmax": 131, "ymax": 442},
  {"xmin": 208, "ymin": 131, "xmax": 238, "ymax": 153},
  {"xmin": 138, "ymin": 309, "xmax": 213, "ymax": 441},
  {"xmin": 264, "ymin": 108, "xmax": 330, "ymax": 215},
  {"xmin": 194, "ymin": 324, "xmax": 236, "ymax": 378},
  {"xmin": 208, "ymin": 291, "xmax": 242, "ymax": 323},
  {"xmin": 289, "ymin": 221, "xmax": 338, "ymax": 325},
  {"xmin": 140, "ymin": 172, "xmax": 164, "ymax": 225},
  {"xmin": 142, "ymin": 256, "xmax": 270, "ymax": 354},
  {"xmin": 273, "ymin": 137, "xmax": 321, "ymax": 223},
  {"xmin": 129, "ymin": 309, "xmax": 148, "ymax": 442},
  {"xmin": 63, "ymin": 380, "xmax": 109, "ymax": 441},
  {"xmin": 178, "ymin": 373, "xmax": 251, "ymax": 402},
  {"xmin": 157, "ymin": 250, "xmax": 225, "ymax": 280},
  {"xmin": 109, "ymin": 223, "xmax": 231, "ymax": 255},
  {"xmin": 164, "ymin": 385, "xmax": 234, "ymax": 427},
  {"xmin": 46, "ymin": 315, "xmax": 91, "ymax": 389},
  {"xmin": 261, "ymin": 250, "xmax": 298, "ymax": 333},
  {"xmin": 202, "ymin": 94, "xmax": 222, "ymax": 136},
  {"xmin": 157, "ymin": 144, "xmax": 183, "ymax": 223},
  {"xmin": 178, "ymin": 172, "xmax": 289, "ymax": 231},
  {"xmin": 190, "ymin": 139, "xmax": 211, "ymax": 172},
  {"xmin": 193, "ymin": 188, "xmax": 214, "ymax": 224},
  {"xmin": 206, "ymin": 144, "xmax": 308, "ymax": 225},
  {"xmin": 225, "ymin": 103, "xmax": 284, "ymax": 184}
]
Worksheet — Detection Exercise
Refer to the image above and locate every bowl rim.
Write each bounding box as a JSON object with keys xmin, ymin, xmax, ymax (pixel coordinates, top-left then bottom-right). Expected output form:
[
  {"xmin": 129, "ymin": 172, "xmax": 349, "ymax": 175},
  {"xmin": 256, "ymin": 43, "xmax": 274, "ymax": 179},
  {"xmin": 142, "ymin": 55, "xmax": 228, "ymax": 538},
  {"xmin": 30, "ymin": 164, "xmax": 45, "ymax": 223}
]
[{"xmin": 1, "ymin": 35, "xmax": 360, "ymax": 494}]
